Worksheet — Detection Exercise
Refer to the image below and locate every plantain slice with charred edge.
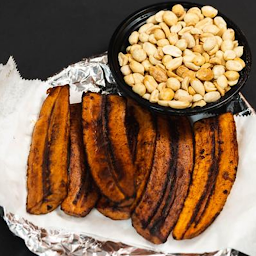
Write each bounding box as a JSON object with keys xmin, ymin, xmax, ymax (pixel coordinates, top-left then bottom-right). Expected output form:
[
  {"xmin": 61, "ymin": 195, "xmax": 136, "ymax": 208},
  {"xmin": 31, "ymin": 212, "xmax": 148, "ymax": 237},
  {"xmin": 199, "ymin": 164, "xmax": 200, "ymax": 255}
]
[
  {"xmin": 104, "ymin": 95, "xmax": 136, "ymax": 202},
  {"xmin": 128, "ymin": 100, "xmax": 157, "ymax": 211},
  {"xmin": 27, "ymin": 85, "xmax": 70, "ymax": 214},
  {"xmin": 96, "ymin": 100, "xmax": 157, "ymax": 220},
  {"xmin": 183, "ymin": 113, "xmax": 238, "ymax": 239},
  {"xmin": 82, "ymin": 93, "xmax": 126, "ymax": 204},
  {"xmin": 61, "ymin": 103, "xmax": 99, "ymax": 217},
  {"xmin": 148, "ymin": 116, "xmax": 194, "ymax": 244},
  {"xmin": 97, "ymin": 196, "xmax": 131, "ymax": 220},
  {"xmin": 131, "ymin": 115, "xmax": 173, "ymax": 241},
  {"xmin": 172, "ymin": 117, "xmax": 218, "ymax": 240}
]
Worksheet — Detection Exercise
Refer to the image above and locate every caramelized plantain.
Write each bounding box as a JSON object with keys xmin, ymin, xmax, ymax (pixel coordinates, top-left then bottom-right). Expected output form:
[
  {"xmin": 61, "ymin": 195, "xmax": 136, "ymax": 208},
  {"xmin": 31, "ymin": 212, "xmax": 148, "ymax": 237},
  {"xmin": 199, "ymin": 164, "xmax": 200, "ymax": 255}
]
[
  {"xmin": 172, "ymin": 117, "xmax": 218, "ymax": 240},
  {"xmin": 97, "ymin": 197, "xmax": 131, "ymax": 220},
  {"xmin": 183, "ymin": 113, "xmax": 238, "ymax": 239},
  {"xmin": 61, "ymin": 103, "xmax": 99, "ymax": 217},
  {"xmin": 127, "ymin": 100, "xmax": 157, "ymax": 211},
  {"xmin": 96, "ymin": 100, "xmax": 156, "ymax": 220},
  {"xmin": 82, "ymin": 93, "xmax": 126, "ymax": 203},
  {"xmin": 132, "ymin": 115, "xmax": 173, "ymax": 241},
  {"xmin": 149, "ymin": 117, "xmax": 194, "ymax": 244},
  {"xmin": 105, "ymin": 95, "xmax": 136, "ymax": 200},
  {"xmin": 27, "ymin": 86, "xmax": 70, "ymax": 214}
]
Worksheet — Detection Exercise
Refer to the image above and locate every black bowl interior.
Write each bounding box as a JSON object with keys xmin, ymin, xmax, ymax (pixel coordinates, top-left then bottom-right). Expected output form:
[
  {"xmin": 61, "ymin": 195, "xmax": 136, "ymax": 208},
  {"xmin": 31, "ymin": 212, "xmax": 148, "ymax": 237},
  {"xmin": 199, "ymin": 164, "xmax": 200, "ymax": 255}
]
[{"xmin": 108, "ymin": 1, "xmax": 252, "ymax": 115}]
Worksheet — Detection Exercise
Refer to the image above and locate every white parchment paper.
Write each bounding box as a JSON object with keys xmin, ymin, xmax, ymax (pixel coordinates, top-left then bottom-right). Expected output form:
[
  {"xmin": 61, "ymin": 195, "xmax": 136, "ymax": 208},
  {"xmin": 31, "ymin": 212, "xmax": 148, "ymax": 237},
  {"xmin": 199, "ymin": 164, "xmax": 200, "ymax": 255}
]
[{"xmin": 0, "ymin": 57, "xmax": 256, "ymax": 255}]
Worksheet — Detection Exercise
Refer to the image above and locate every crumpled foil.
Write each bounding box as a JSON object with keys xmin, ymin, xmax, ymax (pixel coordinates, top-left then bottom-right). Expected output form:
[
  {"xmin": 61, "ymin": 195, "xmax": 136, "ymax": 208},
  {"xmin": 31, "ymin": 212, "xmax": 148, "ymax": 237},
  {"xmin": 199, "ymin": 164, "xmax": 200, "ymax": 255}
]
[{"xmin": 3, "ymin": 52, "xmax": 252, "ymax": 256}]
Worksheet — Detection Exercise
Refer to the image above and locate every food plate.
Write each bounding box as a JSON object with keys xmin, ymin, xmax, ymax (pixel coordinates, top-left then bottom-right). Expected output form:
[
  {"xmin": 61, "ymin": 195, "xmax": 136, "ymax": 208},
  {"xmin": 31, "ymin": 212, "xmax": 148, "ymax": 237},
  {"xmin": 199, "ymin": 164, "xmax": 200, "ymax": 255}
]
[{"xmin": 0, "ymin": 54, "xmax": 255, "ymax": 256}]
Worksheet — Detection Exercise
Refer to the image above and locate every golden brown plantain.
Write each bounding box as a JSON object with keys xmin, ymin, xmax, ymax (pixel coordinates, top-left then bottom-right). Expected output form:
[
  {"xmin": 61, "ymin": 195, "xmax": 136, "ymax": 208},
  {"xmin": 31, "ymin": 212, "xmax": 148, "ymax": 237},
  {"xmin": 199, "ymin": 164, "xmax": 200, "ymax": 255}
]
[
  {"xmin": 96, "ymin": 100, "xmax": 156, "ymax": 220},
  {"xmin": 96, "ymin": 197, "xmax": 131, "ymax": 220},
  {"xmin": 61, "ymin": 103, "xmax": 99, "ymax": 217},
  {"xmin": 27, "ymin": 85, "xmax": 70, "ymax": 214},
  {"xmin": 183, "ymin": 113, "xmax": 238, "ymax": 239},
  {"xmin": 172, "ymin": 117, "xmax": 218, "ymax": 240},
  {"xmin": 82, "ymin": 93, "xmax": 126, "ymax": 203},
  {"xmin": 105, "ymin": 95, "xmax": 136, "ymax": 200},
  {"xmin": 149, "ymin": 117, "xmax": 194, "ymax": 244},
  {"xmin": 127, "ymin": 100, "xmax": 157, "ymax": 211},
  {"xmin": 132, "ymin": 115, "xmax": 173, "ymax": 241}
]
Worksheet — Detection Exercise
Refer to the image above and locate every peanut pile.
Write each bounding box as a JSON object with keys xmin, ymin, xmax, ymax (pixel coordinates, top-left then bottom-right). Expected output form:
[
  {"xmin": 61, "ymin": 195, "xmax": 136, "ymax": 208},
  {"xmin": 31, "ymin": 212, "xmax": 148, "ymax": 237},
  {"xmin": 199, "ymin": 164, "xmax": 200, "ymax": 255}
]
[{"xmin": 118, "ymin": 5, "xmax": 245, "ymax": 109}]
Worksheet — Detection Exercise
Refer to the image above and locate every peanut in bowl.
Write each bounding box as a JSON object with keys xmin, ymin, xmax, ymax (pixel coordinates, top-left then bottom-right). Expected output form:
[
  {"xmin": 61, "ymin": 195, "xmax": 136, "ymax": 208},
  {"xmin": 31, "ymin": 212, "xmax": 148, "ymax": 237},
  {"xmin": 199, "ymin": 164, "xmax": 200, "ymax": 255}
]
[{"xmin": 108, "ymin": 1, "xmax": 251, "ymax": 115}]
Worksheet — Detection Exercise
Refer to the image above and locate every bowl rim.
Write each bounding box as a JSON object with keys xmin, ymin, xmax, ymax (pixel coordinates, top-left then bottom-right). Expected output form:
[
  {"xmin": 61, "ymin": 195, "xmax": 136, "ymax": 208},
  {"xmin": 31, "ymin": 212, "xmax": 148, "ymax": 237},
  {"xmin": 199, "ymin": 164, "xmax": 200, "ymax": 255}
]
[{"xmin": 108, "ymin": 1, "xmax": 252, "ymax": 115}]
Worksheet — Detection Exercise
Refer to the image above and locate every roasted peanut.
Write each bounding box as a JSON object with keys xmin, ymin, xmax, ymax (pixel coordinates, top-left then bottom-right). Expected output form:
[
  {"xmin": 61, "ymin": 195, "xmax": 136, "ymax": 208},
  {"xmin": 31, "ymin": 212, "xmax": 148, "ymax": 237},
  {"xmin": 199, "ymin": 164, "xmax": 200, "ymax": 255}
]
[
  {"xmin": 204, "ymin": 81, "xmax": 217, "ymax": 92},
  {"xmin": 182, "ymin": 32, "xmax": 196, "ymax": 48},
  {"xmin": 132, "ymin": 48, "xmax": 147, "ymax": 62},
  {"xmin": 129, "ymin": 31, "xmax": 139, "ymax": 45},
  {"xmin": 118, "ymin": 52, "xmax": 129, "ymax": 66},
  {"xmin": 154, "ymin": 29, "xmax": 166, "ymax": 40},
  {"xmin": 133, "ymin": 73, "xmax": 144, "ymax": 84},
  {"xmin": 174, "ymin": 89, "xmax": 193, "ymax": 102},
  {"xmin": 193, "ymin": 94, "xmax": 203, "ymax": 102},
  {"xmin": 201, "ymin": 6, "xmax": 218, "ymax": 18},
  {"xmin": 166, "ymin": 77, "xmax": 181, "ymax": 91},
  {"xmin": 217, "ymin": 75, "xmax": 228, "ymax": 89},
  {"xmin": 129, "ymin": 60, "xmax": 144, "ymax": 74},
  {"xmin": 124, "ymin": 74, "xmax": 135, "ymax": 86},
  {"xmin": 157, "ymin": 39, "xmax": 170, "ymax": 47},
  {"xmin": 157, "ymin": 82, "xmax": 166, "ymax": 91},
  {"xmin": 191, "ymin": 79, "xmax": 205, "ymax": 96},
  {"xmin": 163, "ymin": 11, "xmax": 178, "ymax": 26},
  {"xmin": 234, "ymin": 46, "xmax": 244, "ymax": 58},
  {"xmin": 203, "ymin": 37, "xmax": 217, "ymax": 51},
  {"xmin": 144, "ymin": 75, "xmax": 158, "ymax": 92},
  {"xmin": 141, "ymin": 59, "xmax": 152, "ymax": 71},
  {"xmin": 155, "ymin": 10, "xmax": 165, "ymax": 23},
  {"xmin": 169, "ymin": 100, "xmax": 191, "ymax": 109},
  {"xmin": 120, "ymin": 65, "xmax": 131, "ymax": 76},
  {"xmin": 132, "ymin": 83, "xmax": 146, "ymax": 96},
  {"xmin": 165, "ymin": 57, "xmax": 183, "ymax": 70},
  {"xmin": 159, "ymin": 87, "xmax": 175, "ymax": 101},
  {"xmin": 225, "ymin": 71, "xmax": 240, "ymax": 81},
  {"xmin": 222, "ymin": 28, "xmax": 235, "ymax": 41},
  {"xmin": 204, "ymin": 91, "xmax": 221, "ymax": 103},
  {"xmin": 176, "ymin": 39, "xmax": 188, "ymax": 50},
  {"xmin": 172, "ymin": 4, "xmax": 185, "ymax": 17},
  {"xmin": 212, "ymin": 65, "xmax": 225, "ymax": 79},
  {"xmin": 226, "ymin": 60, "xmax": 244, "ymax": 71},
  {"xmin": 184, "ymin": 13, "xmax": 199, "ymax": 26},
  {"xmin": 162, "ymin": 45, "xmax": 182, "ymax": 57},
  {"xmin": 192, "ymin": 99, "xmax": 206, "ymax": 108},
  {"xmin": 149, "ymin": 89, "xmax": 159, "ymax": 103},
  {"xmin": 168, "ymin": 32, "xmax": 179, "ymax": 45},
  {"xmin": 196, "ymin": 68, "xmax": 214, "ymax": 81},
  {"xmin": 181, "ymin": 76, "xmax": 190, "ymax": 91},
  {"xmin": 149, "ymin": 66, "xmax": 168, "ymax": 82},
  {"xmin": 143, "ymin": 42, "xmax": 157, "ymax": 56},
  {"xmin": 188, "ymin": 86, "xmax": 196, "ymax": 95}
]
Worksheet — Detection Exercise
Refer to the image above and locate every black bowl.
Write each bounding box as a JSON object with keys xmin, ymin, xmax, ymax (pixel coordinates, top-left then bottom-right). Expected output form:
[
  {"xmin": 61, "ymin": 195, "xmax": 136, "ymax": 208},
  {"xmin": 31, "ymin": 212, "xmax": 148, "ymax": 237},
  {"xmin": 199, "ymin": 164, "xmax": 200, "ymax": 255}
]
[{"xmin": 108, "ymin": 1, "xmax": 252, "ymax": 115}]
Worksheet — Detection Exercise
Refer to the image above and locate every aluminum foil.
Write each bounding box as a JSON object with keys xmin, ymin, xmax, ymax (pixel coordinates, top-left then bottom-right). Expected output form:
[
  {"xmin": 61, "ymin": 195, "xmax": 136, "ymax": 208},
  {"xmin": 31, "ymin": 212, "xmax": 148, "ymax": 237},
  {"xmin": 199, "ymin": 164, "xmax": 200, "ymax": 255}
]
[{"xmin": 3, "ymin": 52, "xmax": 252, "ymax": 256}]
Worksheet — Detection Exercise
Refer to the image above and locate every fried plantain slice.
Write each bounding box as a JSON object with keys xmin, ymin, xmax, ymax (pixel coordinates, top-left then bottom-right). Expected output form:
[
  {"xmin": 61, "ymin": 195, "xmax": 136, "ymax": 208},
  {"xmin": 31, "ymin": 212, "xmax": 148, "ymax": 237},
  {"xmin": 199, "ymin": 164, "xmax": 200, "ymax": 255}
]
[
  {"xmin": 96, "ymin": 100, "xmax": 156, "ymax": 220},
  {"xmin": 27, "ymin": 85, "xmax": 70, "ymax": 214},
  {"xmin": 149, "ymin": 117, "xmax": 194, "ymax": 244},
  {"xmin": 96, "ymin": 196, "xmax": 131, "ymax": 220},
  {"xmin": 183, "ymin": 113, "xmax": 238, "ymax": 239},
  {"xmin": 132, "ymin": 115, "xmax": 173, "ymax": 241},
  {"xmin": 82, "ymin": 93, "xmax": 126, "ymax": 203},
  {"xmin": 172, "ymin": 117, "xmax": 218, "ymax": 240},
  {"xmin": 105, "ymin": 95, "xmax": 136, "ymax": 200},
  {"xmin": 127, "ymin": 100, "xmax": 157, "ymax": 211},
  {"xmin": 61, "ymin": 103, "xmax": 99, "ymax": 217}
]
